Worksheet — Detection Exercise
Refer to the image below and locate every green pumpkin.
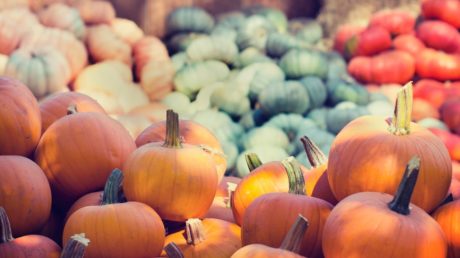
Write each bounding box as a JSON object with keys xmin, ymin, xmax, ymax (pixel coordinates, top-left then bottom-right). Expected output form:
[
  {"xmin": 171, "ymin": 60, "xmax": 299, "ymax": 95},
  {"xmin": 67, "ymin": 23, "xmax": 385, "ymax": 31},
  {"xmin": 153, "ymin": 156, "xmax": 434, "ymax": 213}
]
[
  {"xmin": 299, "ymin": 76, "xmax": 328, "ymax": 109},
  {"xmin": 192, "ymin": 109, "xmax": 244, "ymax": 143},
  {"xmin": 266, "ymin": 32, "xmax": 306, "ymax": 58},
  {"xmin": 264, "ymin": 113, "xmax": 304, "ymax": 141},
  {"xmin": 417, "ymin": 118, "xmax": 449, "ymax": 131},
  {"xmin": 288, "ymin": 18, "xmax": 323, "ymax": 44},
  {"xmin": 306, "ymin": 107, "xmax": 330, "ymax": 130},
  {"xmin": 186, "ymin": 36, "xmax": 238, "ymax": 64},
  {"xmin": 171, "ymin": 52, "xmax": 189, "ymax": 71},
  {"xmin": 244, "ymin": 6, "xmax": 288, "ymax": 33},
  {"xmin": 236, "ymin": 15, "xmax": 275, "ymax": 51},
  {"xmin": 210, "ymin": 80, "xmax": 251, "ymax": 117},
  {"xmin": 258, "ymin": 81, "xmax": 310, "ymax": 117},
  {"xmin": 233, "ymin": 47, "xmax": 274, "ymax": 68},
  {"xmin": 294, "ymin": 121, "xmax": 334, "ymax": 153},
  {"xmin": 167, "ymin": 33, "xmax": 208, "ymax": 53},
  {"xmin": 211, "ymin": 25, "xmax": 238, "ymax": 42},
  {"xmin": 326, "ymin": 78, "xmax": 370, "ymax": 106},
  {"xmin": 216, "ymin": 11, "xmax": 247, "ymax": 30},
  {"xmin": 236, "ymin": 62, "xmax": 285, "ymax": 100},
  {"xmin": 161, "ymin": 91, "xmax": 191, "ymax": 116},
  {"xmin": 279, "ymin": 49, "xmax": 329, "ymax": 79},
  {"xmin": 326, "ymin": 101, "xmax": 370, "ymax": 134},
  {"xmin": 235, "ymin": 145, "xmax": 289, "ymax": 177},
  {"xmin": 174, "ymin": 60, "xmax": 230, "ymax": 99},
  {"xmin": 238, "ymin": 108, "xmax": 270, "ymax": 130},
  {"xmin": 325, "ymin": 51, "xmax": 348, "ymax": 81},
  {"xmin": 166, "ymin": 7, "xmax": 215, "ymax": 36},
  {"xmin": 240, "ymin": 126, "xmax": 290, "ymax": 153},
  {"xmin": 367, "ymin": 100, "xmax": 394, "ymax": 117}
]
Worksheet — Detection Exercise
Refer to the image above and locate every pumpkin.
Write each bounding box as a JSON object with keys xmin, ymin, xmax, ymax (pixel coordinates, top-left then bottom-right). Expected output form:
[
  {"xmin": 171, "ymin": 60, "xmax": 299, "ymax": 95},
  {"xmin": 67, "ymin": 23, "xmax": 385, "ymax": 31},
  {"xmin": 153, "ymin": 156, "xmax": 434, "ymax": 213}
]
[
  {"xmin": 160, "ymin": 218, "xmax": 241, "ymax": 257},
  {"xmin": 86, "ymin": 25, "xmax": 132, "ymax": 66},
  {"xmin": 133, "ymin": 36, "xmax": 170, "ymax": 79},
  {"xmin": 38, "ymin": 3, "xmax": 86, "ymax": 40},
  {"xmin": 34, "ymin": 108, "xmax": 136, "ymax": 205},
  {"xmin": 232, "ymin": 215, "xmax": 307, "ymax": 258},
  {"xmin": 422, "ymin": 0, "xmax": 460, "ymax": 29},
  {"xmin": 242, "ymin": 158, "xmax": 332, "ymax": 258},
  {"xmin": 323, "ymin": 156, "xmax": 447, "ymax": 257},
  {"xmin": 265, "ymin": 32, "xmax": 305, "ymax": 58},
  {"xmin": 166, "ymin": 7, "xmax": 214, "ymax": 36},
  {"xmin": 433, "ymin": 200, "xmax": 460, "ymax": 258},
  {"xmin": 123, "ymin": 110, "xmax": 218, "ymax": 221},
  {"xmin": 236, "ymin": 15, "xmax": 275, "ymax": 51},
  {"xmin": 416, "ymin": 48, "xmax": 460, "ymax": 81},
  {"xmin": 109, "ymin": 18, "xmax": 144, "ymax": 46},
  {"xmin": 243, "ymin": 6, "xmax": 287, "ymax": 33},
  {"xmin": 440, "ymin": 99, "xmax": 460, "ymax": 134},
  {"xmin": 210, "ymin": 81, "xmax": 251, "ymax": 117},
  {"xmin": 259, "ymin": 81, "xmax": 310, "ymax": 117},
  {"xmin": 0, "ymin": 17, "xmax": 22, "ymax": 55},
  {"xmin": 327, "ymin": 83, "xmax": 452, "ymax": 212},
  {"xmin": 393, "ymin": 34, "xmax": 426, "ymax": 57},
  {"xmin": 416, "ymin": 20, "xmax": 460, "ymax": 54},
  {"xmin": 63, "ymin": 169, "xmax": 166, "ymax": 258},
  {"xmin": 39, "ymin": 92, "xmax": 106, "ymax": 133},
  {"xmin": 186, "ymin": 35, "xmax": 238, "ymax": 64},
  {"xmin": 0, "ymin": 156, "xmax": 51, "ymax": 236},
  {"xmin": 288, "ymin": 18, "xmax": 323, "ymax": 44},
  {"xmin": 344, "ymin": 26, "xmax": 392, "ymax": 58},
  {"xmin": 236, "ymin": 62, "xmax": 285, "ymax": 101},
  {"xmin": 451, "ymin": 161, "xmax": 460, "ymax": 200},
  {"xmin": 369, "ymin": 9, "xmax": 415, "ymax": 35},
  {"xmin": 0, "ymin": 77, "xmax": 41, "ymax": 156},
  {"xmin": 299, "ymin": 76, "xmax": 327, "ymax": 109},
  {"xmin": 429, "ymin": 128, "xmax": 460, "ymax": 161},
  {"xmin": 413, "ymin": 79, "xmax": 460, "ymax": 109},
  {"xmin": 348, "ymin": 50, "xmax": 415, "ymax": 84},
  {"xmin": 279, "ymin": 49, "xmax": 329, "ymax": 79},
  {"xmin": 75, "ymin": 0, "xmax": 115, "ymax": 25},
  {"xmin": 326, "ymin": 78, "xmax": 370, "ymax": 105},
  {"xmin": 306, "ymin": 108, "xmax": 329, "ymax": 130},
  {"xmin": 326, "ymin": 102, "xmax": 370, "ymax": 134},
  {"xmin": 135, "ymin": 114, "xmax": 226, "ymax": 181},
  {"xmin": 5, "ymin": 46, "xmax": 71, "ymax": 99},
  {"xmin": 333, "ymin": 24, "xmax": 366, "ymax": 55},
  {"xmin": 240, "ymin": 126, "xmax": 290, "ymax": 153},
  {"xmin": 140, "ymin": 59, "xmax": 175, "ymax": 101},
  {"xmin": 263, "ymin": 113, "xmax": 304, "ymax": 143},
  {"xmin": 0, "ymin": 207, "xmax": 61, "ymax": 258},
  {"xmin": 233, "ymin": 47, "xmax": 273, "ymax": 68},
  {"xmin": 192, "ymin": 109, "xmax": 244, "ymax": 144},
  {"xmin": 412, "ymin": 98, "xmax": 439, "ymax": 121},
  {"xmin": 60, "ymin": 234, "xmax": 89, "ymax": 258}
]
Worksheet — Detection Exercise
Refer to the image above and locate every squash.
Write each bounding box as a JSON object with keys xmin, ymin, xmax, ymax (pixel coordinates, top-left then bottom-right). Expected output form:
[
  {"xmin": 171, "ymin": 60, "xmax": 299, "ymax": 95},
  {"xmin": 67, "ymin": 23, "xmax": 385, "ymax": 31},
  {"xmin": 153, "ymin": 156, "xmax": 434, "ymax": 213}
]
[
  {"xmin": 323, "ymin": 157, "xmax": 447, "ymax": 258},
  {"xmin": 86, "ymin": 24, "xmax": 132, "ymax": 66},
  {"xmin": 422, "ymin": 0, "xmax": 460, "ymax": 28},
  {"xmin": 279, "ymin": 49, "xmax": 329, "ymax": 79},
  {"xmin": 75, "ymin": 0, "xmax": 116, "ymax": 25},
  {"xmin": 259, "ymin": 81, "xmax": 310, "ymax": 117},
  {"xmin": 109, "ymin": 18, "xmax": 144, "ymax": 46},
  {"xmin": 369, "ymin": 9, "xmax": 415, "ymax": 35},
  {"xmin": 327, "ymin": 83, "xmax": 452, "ymax": 212},
  {"xmin": 0, "ymin": 77, "xmax": 41, "ymax": 156},
  {"xmin": 416, "ymin": 20, "xmax": 460, "ymax": 54},
  {"xmin": 38, "ymin": 3, "xmax": 86, "ymax": 40},
  {"xmin": 416, "ymin": 48, "xmax": 460, "ymax": 81},
  {"xmin": 265, "ymin": 32, "xmax": 305, "ymax": 58},
  {"xmin": 166, "ymin": 7, "xmax": 215, "ymax": 36},
  {"xmin": 236, "ymin": 15, "xmax": 275, "ymax": 50},
  {"xmin": 186, "ymin": 35, "xmax": 238, "ymax": 64}
]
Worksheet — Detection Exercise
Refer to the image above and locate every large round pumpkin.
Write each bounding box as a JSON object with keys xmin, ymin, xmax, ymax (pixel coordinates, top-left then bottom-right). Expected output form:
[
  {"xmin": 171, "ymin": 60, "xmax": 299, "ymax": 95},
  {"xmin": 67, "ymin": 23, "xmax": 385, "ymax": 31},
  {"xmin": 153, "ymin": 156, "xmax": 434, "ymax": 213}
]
[
  {"xmin": 327, "ymin": 83, "xmax": 452, "ymax": 212},
  {"xmin": 0, "ymin": 77, "xmax": 41, "ymax": 156}
]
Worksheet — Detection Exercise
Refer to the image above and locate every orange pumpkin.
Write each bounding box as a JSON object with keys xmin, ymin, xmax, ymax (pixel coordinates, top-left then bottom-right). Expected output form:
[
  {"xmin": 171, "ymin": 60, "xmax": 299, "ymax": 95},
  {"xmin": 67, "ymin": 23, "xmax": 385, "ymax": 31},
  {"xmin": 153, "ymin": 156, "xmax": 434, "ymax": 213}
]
[
  {"xmin": 133, "ymin": 36, "xmax": 170, "ymax": 79},
  {"xmin": 135, "ymin": 116, "xmax": 226, "ymax": 181},
  {"xmin": 327, "ymin": 82, "xmax": 452, "ymax": 212},
  {"xmin": 412, "ymin": 98, "xmax": 439, "ymax": 121},
  {"xmin": 0, "ymin": 17, "xmax": 22, "ymax": 55},
  {"xmin": 205, "ymin": 180, "xmax": 238, "ymax": 223},
  {"xmin": 433, "ymin": 200, "xmax": 460, "ymax": 258},
  {"xmin": 75, "ymin": 0, "xmax": 115, "ymax": 24},
  {"xmin": 86, "ymin": 24, "xmax": 132, "ymax": 66},
  {"xmin": 140, "ymin": 59, "xmax": 175, "ymax": 101},
  {"xmin": 160, "ymin": 218, "xmax": 241, "ymax": 257},
  {"xmin": 323, "ymin": 157, "xmax": 447, "ymax": 258},
  {"xmin": 109, "ymin": 18, "xmax": 144, "ymax": 46},
  {"xmin": 127, "ymin": 102, "xmax": 168, "ymax": 122},
  {"xmin": 39, "ymin": 92, "xmax": 106, "ymax": 133},
  {"xmin": 34, "ymin": 108, "xmax": 136, "ymax": 205},
  {"xmin": 63, "ymin": 169, "xmax": 166, "ymax": 258},
  {"xmin": 0, "ymin": 156, "xmax": 51, "ymax": 236},
  {"xmin": 393, "ymin": 34, "xmax": 426, "ymax": 57},
  {"xmin": 0, "ymin": 207, "xmax": 61, "ymax": 258},
  {"xmin": 123, "ymin": 110, "xmax": 218, "ymax": 221},
  {"xmin": 38, "ymin": 3, "xmax": 86, "ymax": 40},
  {"xmin": 0, "ymin": 77, "xmax": 41, "ymax": 156}
]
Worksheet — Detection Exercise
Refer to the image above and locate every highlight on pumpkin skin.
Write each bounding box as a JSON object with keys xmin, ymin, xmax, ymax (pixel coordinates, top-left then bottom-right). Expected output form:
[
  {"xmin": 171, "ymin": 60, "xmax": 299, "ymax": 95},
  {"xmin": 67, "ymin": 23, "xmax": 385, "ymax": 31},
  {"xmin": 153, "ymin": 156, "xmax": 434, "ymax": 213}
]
[
  {"xmin": 388, "ymin": 81, "xmax": 413, "ymax": 135},
  {"xmin": 61, "ymin": 233, "xmax": 90, "ymax": 258}
]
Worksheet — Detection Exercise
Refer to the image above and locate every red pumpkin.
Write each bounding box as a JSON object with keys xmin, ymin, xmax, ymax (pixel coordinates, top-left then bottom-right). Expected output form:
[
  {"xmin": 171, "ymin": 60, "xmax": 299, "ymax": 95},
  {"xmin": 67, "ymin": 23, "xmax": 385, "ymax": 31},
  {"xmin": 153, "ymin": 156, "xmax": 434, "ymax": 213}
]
[
  {"xmin": 412, "ymin": 98, "xmax": 439, "ymax": 122},
  {"xmin": 433, "ymin": 200, "xmax": 460, "ymax": 258},
  {"xmin": 440, "ymin": 99, "xmax": 460, "ymax": 134},
  {"xmin": 416, "ymin": 21, "xmax": 460, "ymax": 54},
  {"xmin": 393, "ymin": 34, "xmax": 426, "ymax": 57},
  {"xmin": 416, "ymin": 48, "xmax": 460, "ymax": 81},
  {"xmin": 344, "ymin": 26, "xmax": 392, "ymax": 58},
  {"xmin": 39, "ymin": 92, "xmax": 106, "ymax": 133},
  {"xmin": 414, "ymin": 79, "xmax": 460, "ymax": 109},
  {"xmin": 348, "ymin": 50, "xmax": 415, "ymax": 84},
  {"xmin": 422, "ymin": 0, "xmax": 460, "ymax": 29},
  {"xmin": 369, "ymin": 9, "xmax": 415, "ymax": 35},
  {"xmin": 429, "ymin": 128, "xmax": 460, "ymax": 161},
  {"xmin": 333, "ymin": 24, "xmax": 365, "ymax": 55},
  {"xmin": 0, "ymin": 207, "xmax": 61, "ymax": 258},
  {"xmin": 0, "ymin": 77, "xmax": 41, "ymax": 156}
]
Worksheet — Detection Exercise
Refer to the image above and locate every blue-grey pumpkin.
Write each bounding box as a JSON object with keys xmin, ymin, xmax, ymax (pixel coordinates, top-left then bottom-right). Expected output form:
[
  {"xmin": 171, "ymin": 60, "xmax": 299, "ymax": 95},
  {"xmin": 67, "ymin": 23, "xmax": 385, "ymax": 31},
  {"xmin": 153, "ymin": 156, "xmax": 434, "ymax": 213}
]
[
  {"xmin": 306, "ymin": 107, "xmax": 330, "ymax": 130},
  {"xmin": 326, "ymin": 77, "xmax": 370, "ymax": 106},
  {"xmin": 299, "ymin": 76, "xmax": 328, "ymax": 109},
  {"xmin": 243, "ymin": 6, "xmax": 288, "ymax": 33},
  {"xmin": 236, "ymin": 62, "xmax": 285, "ymax": 101},
  {"xmin": 279, "ymin": 49, "xmax": 329, "ymax": 79},
  {"xmin": 236, "ymin": 15, "xmax": 275, "ymax": 51},
  {"xmin": 326, "ymin": 101, "xmax": 370, "ymax": 134},
  {"xmin": 258, "ymin": 80, "xmax": 310, "ymax": 117},
  {"xmin": 210, "ymin": 80, "xmax": 251, "ymax": 117},
  {"xmin": 166, "ymin": 7, "xmax": 215, "ymax": 36},
  {"xmin": 233, "ymin": 47, "xmax": 274, "ymax": 68},
  {"xmin": 240, "ymin": 126, "xmax": 290, "ymax": 153},
  {"xmin": 288, "ymin": 18, "xmax": 323, "ymax": 44},
  {"xmin": 167, "ymin": 33, "xmax": 208, "ymax": 53}
]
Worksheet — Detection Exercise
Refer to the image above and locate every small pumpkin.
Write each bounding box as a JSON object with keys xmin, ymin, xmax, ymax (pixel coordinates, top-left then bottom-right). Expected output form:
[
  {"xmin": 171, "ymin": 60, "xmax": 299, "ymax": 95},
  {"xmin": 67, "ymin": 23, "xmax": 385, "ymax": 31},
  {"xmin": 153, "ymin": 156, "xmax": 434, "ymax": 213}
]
[
  {"xmin": 279, "ymin": 49, "xmax": 329, "ymax": 79},
  {"xmin": 369, "ymin": 9, "xmax": 415, "ymax": 35},
  {"xmin": 75, "ymin": 0, "xmax": 116, "ymax": 25},
  {"xmin": 326, "ymin": 102, "xmax": 370, "ymax": 134},
  {"xmin": 259, "ymin": 81, "xmax": 310, "ymax": 117},
  {"xmin": 299, "ymin": 76, "xmax": 327, "ymax": 109},
  {"xmin": 233, "ymin": 47, "xmax": 273, "ymax": 68},
  {"xmin": 38, "ymin": 3, "xmax": 86, "ymax": 40},
  {"xmin": 416, "ymin": 48, "xmax": 460, "ymax": 81},
  {"xmin": 236, "ymin": 15, "xmax": 275, "ymax": 51},
  {"xmin": 344, "ymin": 26, "xmax": 392, "ymax": 58},
  {"xmin": 186, "ymin": 35, "xmax": 238, "ymax": 64},
  {"xmin": 265, "ymin": 32, "xmax": 305, "ymax": 58},
  {"xmin": 133, "ymin": 36, "xmax": 170, "ymax": 80},
  {"xmin": 440, "ymin": 98, "xmax": 460, "ymax": 135},
  {"xmin": 288, "ymin": 18, "xmax": 323, "ymax": 44},
  {"xmin": 422, "ymin": 0, "xmax": 460, "ymax": 29},
  {"xmin": 140, "ymin": 59, "xmax": 175, "ymax": 101},
  {"xmin": 109, "ymin": 18, "xmax": 144, "ymax": 46},
  {"xmin": 243, "ymin": 6, "xmax": 287, "ymax": 33},
  {"xmin": 166, "ymin": 7, "xmax": 215, "ymax": 36},
  {"xmin": 416, "ymin": 20, "xmax": 460, "ymax": 54},
  {"xmin": 393, "ymin": 34, "xmax": 426, "ymax": 57},
  {"xmin": 86, "ymin": 24, "xmax": 132, "ymax": 66}
]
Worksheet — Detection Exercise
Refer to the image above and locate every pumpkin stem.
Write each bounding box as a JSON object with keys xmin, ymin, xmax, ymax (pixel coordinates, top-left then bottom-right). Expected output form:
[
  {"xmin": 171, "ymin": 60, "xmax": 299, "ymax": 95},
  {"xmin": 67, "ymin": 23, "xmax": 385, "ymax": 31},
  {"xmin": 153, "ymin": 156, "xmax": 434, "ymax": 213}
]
[
  {"xmin": 163, "ymin": 110, "xmax": 183, "ymax": 148},
  {"xmin": 226, "ymin": 182, "xmax": 238, "ymax": 208},
  {"xmin": 279, "ymin": 214, "xmax": 309, "ymax": 253},
  {"xmin": 300, "ymin": 136, "xmax": 327, "ymax": 167},
  {"xmin": 388, "ymin": 82, "xmax": 413, "ymax": 136},
  {"xmin": 388, "ymin": 156, "xmax": 421, "ymax": 215},
  {"xmin": 281, "ymin": 157, "xmax": 306, "ymax": 195},
  {"xmin": 67, "ymin": 105, "xmax": 78, "ymax": 115},
  {"xmin": 245, "ymin": 153, "xmax": 263, "ymax": 171},
  {"xmin": 61, "ymin": 233, "xmax": 90, "ymax": 258},
  {"xmin": 101, "ymin": 169, "xmax": 124, "ymax": 205},
  {"xmin": 164, "ymin": 243, "xmax": 184, "ymax": 258},
  {"xmin": 185, "ymin": 218, "xmax": 206, "ymax": 245},
  {"xmin": 0, "ymin": 207, "xmax": 14, "ymax": 243}
]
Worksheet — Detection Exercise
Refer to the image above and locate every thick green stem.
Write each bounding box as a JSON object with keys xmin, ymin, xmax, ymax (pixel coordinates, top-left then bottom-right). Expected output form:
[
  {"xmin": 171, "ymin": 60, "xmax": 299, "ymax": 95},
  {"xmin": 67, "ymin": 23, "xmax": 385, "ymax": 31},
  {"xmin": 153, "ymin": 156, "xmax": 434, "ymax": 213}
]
[
  {"xmin": 300, "ymin": 136, "xmax": 327, "ymax": 167},
  {"xmin": 388, "ymin": 156, "xmax": 421, "ymax": 215},
  {"xmin": 388, "ymin": 82, "xmax": 413, "ymax": 136},
  {"xmin": 101, "ymin": 169, "xmax": 124, "ymax": 205},
  {"xmin": 67, "ymin": 105, "xmax": 78, "ymax": 115},
  {"xmin": 61, "ymin": 233, "xmax": 90, "ymax": 258},
  {"xmin": 245, "ymin": 153, "xmax": 263, "ymax": 171},
  {"xmin": 281, "ymin": 157, "xmax": 306, "ymax": 195},
  {"xmin": 164, "ymin": 243, "xmax": 184, "ymax": 258},
  {"xmin": 0, "ymin": 207, "xmax": 14, "ymax": 243},
  {"xmin": 163, "ymin": 110, "xmax": 183, "ymax": 148},
  {"xmin": 185, "ymin": 219, "xmax": 206, "ymax": 245},
  {"xmin": 279, "ymin": 214, "xmax": 309, "ymax": 253}
]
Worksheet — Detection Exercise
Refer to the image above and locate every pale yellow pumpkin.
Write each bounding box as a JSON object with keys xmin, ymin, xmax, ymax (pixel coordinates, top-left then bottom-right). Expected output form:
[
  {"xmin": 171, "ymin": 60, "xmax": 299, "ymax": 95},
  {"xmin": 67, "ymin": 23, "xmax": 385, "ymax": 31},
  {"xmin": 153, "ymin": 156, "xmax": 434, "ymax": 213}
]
[
  {"xmin": 38, "ymin": 3, "xmax": 86, "ymax": 40},
  {"xmin": 140, "ymin": 59, "xmax": 175, "ymax": 101},
  {"xmin": 86, "ymin": 24, "xmax": 132, "ymax": 66},
  {"xmin": 111, "ymin": 114, "xmax": 152, "ymax": 139},
  {"xmin": 109, "ymin": 18, "xmax": 144, "ymax": 46},
  {"xmin": 133, "ymin": 36, "xmax": 170, "ymax": 79}
]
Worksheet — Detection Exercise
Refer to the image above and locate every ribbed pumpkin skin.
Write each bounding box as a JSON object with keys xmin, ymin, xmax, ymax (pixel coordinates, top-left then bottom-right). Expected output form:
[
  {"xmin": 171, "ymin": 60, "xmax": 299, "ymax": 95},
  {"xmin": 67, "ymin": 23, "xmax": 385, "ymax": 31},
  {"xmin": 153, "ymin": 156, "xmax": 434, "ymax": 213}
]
[
  {"xmin": 63, "ymin": 202, "xmax": 165, "ymax": 258},
  {"xmin": 166, "ymin": 7, "xmax": 215, "ymax": 36},
  {"xmin": 123, "ymin": 143, "xmax": 218, "ymax": 221},
  {"xmin": 433, "ymin": 200, "xmax": 460, "ymax": 258},
  {"xmin": 65, "ymin": 191, "xmax": 101, "ymax": 221},
  {"xmin": 34, "ymin": 112, "xmax": 136, "ymax": 203},
  {"xmin": 0, "ymin": 235, "xmax": 61, "ymax": 258},
  {"xmin": 279, "ymin": 49, "xmax": 329, "ymax": 79},
  {"xmin": 0, "ymin": 156, "xmax": 51, "ymax": 237},
  {"xmin": 39, "ymin": 92, "xmax": 106, "ymax": 133},
  {"xmin": 231, "ymin": 244, "xmax": 304, "ymax": 258},
  {"xmin": 0, "ymin": 77, "xmax": 41, "ymax": 156},
  {"xmin": 259, "ymin": 81, "xmax": 310, "ymax": 116}
]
